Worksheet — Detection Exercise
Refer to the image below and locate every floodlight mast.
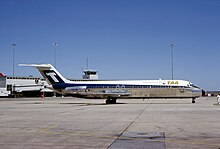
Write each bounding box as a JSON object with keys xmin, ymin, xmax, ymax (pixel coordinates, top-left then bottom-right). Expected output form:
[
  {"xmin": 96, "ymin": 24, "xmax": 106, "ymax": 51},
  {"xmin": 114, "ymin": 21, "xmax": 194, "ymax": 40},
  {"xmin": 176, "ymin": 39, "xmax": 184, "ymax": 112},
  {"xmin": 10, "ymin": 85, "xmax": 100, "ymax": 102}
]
[
  {"xmin": 12, "ymin": 44, "xmax": 16, "ymax": 76},
  {"xmin": 52, "ymin": 43, "xmax": 58, "ymax": 68},
  {"xmin": 52, "ymin": 43, "xmax": 58, "ymax": 97},
  {"xmin": 168, "ymin": 43, "xmax": 176, "ymax": 80}
]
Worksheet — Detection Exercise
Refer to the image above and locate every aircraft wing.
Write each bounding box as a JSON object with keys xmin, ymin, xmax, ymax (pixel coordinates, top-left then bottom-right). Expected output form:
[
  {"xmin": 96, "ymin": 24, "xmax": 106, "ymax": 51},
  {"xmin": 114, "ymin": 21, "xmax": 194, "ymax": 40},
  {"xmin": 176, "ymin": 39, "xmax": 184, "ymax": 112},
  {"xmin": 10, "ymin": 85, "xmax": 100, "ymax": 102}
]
[
  {"xmin": 68, "ymin": 89, "xmax": 131, "ymax": 98},
  {"xmin": 90, "ymin": 90, "xmax": 131, "ymax": 97}
]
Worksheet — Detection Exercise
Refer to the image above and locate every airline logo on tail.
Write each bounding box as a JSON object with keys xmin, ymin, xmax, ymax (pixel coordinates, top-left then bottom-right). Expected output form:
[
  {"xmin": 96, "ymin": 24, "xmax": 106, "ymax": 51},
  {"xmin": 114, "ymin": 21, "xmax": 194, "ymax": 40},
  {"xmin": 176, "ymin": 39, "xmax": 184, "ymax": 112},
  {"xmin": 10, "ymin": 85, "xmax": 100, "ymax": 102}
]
[
  {"xmin": 42, "ymin": 70, "xmax": 65, "ymax": 84},
  {"xmin": 46, "ymin": 72, "xmax": 59, "ymax": 83}
]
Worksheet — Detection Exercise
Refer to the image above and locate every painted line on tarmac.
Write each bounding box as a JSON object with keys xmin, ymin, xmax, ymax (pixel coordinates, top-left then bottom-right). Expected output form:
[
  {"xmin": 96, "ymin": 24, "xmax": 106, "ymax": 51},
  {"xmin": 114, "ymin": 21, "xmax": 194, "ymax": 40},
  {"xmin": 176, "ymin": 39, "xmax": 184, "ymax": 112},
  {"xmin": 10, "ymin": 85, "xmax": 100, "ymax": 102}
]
[{"xmin": 39, "ymin": 125, "xmax": 220, "ymax": 148}]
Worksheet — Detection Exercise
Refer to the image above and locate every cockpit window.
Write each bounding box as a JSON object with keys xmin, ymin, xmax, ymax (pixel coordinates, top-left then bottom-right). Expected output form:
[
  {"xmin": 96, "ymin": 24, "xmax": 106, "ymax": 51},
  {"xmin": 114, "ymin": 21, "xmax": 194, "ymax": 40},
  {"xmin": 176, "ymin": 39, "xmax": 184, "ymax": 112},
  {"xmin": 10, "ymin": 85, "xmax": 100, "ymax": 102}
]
[{"xmin": 189, "ymin": 83, "xmax": 199, "ymax": 88}]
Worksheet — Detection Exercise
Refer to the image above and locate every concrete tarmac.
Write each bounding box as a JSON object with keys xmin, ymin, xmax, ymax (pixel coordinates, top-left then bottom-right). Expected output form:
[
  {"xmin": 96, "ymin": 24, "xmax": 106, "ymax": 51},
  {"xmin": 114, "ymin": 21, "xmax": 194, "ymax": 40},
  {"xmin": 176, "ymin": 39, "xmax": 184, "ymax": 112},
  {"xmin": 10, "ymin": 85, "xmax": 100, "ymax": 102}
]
[{"xmin": 0, "ymin": 97, "xmax": 220, "ymax": 149}]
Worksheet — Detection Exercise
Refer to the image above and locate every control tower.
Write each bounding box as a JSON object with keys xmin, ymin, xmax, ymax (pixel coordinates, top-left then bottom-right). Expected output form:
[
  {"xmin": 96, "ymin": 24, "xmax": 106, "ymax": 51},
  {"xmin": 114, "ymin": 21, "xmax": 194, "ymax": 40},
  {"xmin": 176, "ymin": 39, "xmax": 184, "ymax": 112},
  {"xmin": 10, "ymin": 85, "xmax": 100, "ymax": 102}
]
[
  {"xmin": 83, "ymin": 58, "xmax": 99, "ymax": 79},
  {"xmin": 83, "ymin": 69, "xmax": 98, "ymax": 80}
]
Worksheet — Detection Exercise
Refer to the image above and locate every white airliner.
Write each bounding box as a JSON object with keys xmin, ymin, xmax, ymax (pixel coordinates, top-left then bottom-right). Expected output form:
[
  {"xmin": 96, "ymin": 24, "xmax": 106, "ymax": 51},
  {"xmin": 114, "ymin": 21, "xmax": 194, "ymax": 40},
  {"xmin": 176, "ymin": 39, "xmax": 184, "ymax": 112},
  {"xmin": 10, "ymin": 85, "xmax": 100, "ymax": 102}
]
[{"xmin": 20, "ymin": 64, "xmax": 204, "ymax": 104}]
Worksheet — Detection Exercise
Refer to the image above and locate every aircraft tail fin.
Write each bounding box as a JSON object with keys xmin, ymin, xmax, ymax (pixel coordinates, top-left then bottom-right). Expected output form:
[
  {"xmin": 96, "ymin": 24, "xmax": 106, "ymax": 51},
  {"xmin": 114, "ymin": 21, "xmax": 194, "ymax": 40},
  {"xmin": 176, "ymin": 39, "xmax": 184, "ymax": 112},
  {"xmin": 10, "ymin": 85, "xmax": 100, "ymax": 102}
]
[
  {"xmin": 19, "ymin": 64, "xmax": 68, "ymax": 85},
  {"xmin": 0, "ymin": 73, "xmax": 5, "ymax": 77}
]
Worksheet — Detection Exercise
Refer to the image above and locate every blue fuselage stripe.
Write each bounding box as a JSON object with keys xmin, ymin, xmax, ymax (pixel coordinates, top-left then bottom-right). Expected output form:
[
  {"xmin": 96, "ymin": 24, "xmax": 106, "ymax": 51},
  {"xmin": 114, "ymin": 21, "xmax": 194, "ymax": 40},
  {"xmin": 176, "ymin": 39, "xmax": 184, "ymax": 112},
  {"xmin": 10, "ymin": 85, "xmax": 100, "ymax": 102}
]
[{"xmin": 53, "ymin": 83, "xmax": 191, "ymax": 89}]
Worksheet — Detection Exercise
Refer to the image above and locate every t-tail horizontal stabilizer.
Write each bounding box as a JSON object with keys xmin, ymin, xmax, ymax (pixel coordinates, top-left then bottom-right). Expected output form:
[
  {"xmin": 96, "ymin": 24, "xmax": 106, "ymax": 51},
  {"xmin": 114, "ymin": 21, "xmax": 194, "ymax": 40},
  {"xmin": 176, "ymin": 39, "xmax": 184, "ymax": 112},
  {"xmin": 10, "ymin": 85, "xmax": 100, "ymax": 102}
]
[{"xmin": 19, "ymin": 64, "xmax": 68, "ymax": 85}]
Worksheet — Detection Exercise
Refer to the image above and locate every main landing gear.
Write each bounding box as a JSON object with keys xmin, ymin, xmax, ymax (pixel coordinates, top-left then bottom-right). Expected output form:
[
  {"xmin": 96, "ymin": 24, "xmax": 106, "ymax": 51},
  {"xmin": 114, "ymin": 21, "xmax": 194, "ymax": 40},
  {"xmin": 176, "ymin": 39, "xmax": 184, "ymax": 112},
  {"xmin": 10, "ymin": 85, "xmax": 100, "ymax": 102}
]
[
  {"xmin": 106, "ymin": 97, "xmax": 117, "ymax": 104},
  {"xmin": 192, "ymin": 98, "xmax": 196, "ymax": 103}
]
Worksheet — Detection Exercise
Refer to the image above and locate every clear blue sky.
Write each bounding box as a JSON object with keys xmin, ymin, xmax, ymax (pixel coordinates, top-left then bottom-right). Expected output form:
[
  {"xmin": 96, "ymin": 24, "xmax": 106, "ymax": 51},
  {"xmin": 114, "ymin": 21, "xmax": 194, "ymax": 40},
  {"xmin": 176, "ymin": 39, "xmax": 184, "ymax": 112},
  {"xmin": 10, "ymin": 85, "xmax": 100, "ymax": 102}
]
[{"xmin": 0, "ymin": 0, "xmax": 220, "ymax": 91}]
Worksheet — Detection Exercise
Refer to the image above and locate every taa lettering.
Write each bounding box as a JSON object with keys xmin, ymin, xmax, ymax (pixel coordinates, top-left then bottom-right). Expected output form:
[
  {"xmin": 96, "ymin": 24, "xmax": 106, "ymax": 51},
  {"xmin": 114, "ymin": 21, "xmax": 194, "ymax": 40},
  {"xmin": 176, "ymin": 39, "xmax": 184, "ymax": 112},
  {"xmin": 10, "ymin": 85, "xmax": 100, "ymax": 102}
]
[{"xmin": 168, "ymin": 81, "xmax": 178, "ymax": 85}]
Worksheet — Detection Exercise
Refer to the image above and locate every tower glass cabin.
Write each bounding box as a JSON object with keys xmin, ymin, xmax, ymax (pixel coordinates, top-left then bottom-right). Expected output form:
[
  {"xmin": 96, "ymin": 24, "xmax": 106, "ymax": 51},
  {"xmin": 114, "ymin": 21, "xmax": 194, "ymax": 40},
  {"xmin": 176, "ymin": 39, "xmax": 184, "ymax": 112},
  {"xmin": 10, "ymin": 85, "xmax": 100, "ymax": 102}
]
[{"xmin": 83, "ymin": 70, "xmax": 98, "ymax": 80}]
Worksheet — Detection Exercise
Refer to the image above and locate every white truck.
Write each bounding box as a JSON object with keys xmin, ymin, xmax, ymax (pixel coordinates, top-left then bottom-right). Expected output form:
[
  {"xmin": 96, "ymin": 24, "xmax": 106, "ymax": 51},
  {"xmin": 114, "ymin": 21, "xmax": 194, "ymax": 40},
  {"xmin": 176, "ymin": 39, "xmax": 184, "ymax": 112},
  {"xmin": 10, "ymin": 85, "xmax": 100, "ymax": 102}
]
[
  {"xmin": 0, "ymin": 75, "xmax": 10, "ymax": 97},
  {"xmin": 0, "ymin": 88, "xmax": 10, "ymax": 97}
]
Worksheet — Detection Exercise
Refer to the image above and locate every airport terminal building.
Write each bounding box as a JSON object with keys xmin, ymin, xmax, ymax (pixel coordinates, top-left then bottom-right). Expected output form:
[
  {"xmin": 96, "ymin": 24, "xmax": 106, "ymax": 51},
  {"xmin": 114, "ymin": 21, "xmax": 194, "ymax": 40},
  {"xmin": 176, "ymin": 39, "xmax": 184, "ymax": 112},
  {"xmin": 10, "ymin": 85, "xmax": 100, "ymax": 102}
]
[
  {"xmin": 0, "ymin": 75, "xmax": 53, "ymax": 97},
  {"xmin": 0, "ymin": 69, "xmax": 99, "ymax": 97}
]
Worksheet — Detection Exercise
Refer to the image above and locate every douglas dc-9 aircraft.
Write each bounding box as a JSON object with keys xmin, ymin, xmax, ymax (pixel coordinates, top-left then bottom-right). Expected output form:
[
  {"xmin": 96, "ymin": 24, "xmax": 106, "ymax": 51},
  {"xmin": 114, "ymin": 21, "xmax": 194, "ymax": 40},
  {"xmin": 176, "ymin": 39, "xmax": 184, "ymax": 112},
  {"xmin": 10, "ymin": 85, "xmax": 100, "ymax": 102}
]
[{"xmin": 20, "ymin": 64, "xmax": 204, "ymax": 104}]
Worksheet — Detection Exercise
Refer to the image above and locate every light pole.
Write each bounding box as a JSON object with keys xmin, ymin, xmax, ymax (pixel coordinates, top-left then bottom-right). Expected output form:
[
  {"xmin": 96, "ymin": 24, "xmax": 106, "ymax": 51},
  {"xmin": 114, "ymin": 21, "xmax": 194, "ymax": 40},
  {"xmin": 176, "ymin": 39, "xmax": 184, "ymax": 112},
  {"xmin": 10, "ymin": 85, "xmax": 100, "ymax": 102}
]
[
  {"xmin": 168, "ymin": 43, "xmax": 176, "ymax": 80},
  {"xmin": 12, "ymin": 44, "xmax": 16, "ymax": 76},
  {"xmin": 52, "ymin": 43, "xmax": 58, "ymax": 97},
  {"xmin": 52, "ymin": 43, "xmax": 58, "ymax": 68}
]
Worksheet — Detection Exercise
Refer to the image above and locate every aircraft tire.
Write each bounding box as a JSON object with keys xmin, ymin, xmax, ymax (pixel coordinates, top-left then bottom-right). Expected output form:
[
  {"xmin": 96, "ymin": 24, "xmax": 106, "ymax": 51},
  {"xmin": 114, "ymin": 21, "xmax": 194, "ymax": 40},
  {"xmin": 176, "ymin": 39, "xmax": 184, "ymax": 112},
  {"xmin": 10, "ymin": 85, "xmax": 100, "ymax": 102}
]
[{"xmin": 106, "ymin": 98, "xmax": 117, "ymax": 104}]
